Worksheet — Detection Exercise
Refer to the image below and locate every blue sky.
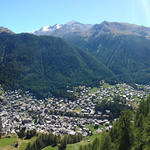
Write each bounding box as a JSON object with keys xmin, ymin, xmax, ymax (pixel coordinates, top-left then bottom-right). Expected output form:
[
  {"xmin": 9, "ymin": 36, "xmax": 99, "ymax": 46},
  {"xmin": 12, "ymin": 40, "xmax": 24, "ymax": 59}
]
[{"xmin": 1, "ymin": 0, "xmax": 150, "ymax": 33}]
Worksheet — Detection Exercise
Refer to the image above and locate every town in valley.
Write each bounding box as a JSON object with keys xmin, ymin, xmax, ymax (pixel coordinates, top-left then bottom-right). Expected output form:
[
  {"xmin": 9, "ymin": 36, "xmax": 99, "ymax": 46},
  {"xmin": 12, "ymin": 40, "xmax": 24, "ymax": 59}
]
[{"xmin": 0, "ymin": 82, "xmax": 150, "ymax": 137}]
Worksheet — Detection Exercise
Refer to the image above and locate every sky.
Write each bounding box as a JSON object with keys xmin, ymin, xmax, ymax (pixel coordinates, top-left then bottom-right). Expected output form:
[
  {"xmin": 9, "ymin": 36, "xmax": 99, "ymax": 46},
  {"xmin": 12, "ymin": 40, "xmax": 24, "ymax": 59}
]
[{"xmin": 1, "ymin": 0, "xmax": 150, "ymax": 33}]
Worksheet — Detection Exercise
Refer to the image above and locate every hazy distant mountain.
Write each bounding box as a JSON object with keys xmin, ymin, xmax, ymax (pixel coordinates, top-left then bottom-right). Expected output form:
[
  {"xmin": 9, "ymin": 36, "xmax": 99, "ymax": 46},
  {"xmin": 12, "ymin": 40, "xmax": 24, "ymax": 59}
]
[
  {"xmin": 33, "ymin": 21, "xmax": 150, "ymax": 38},
  {"xmin": 0, "ymin": 27, "xmax": 14, "ymax": 34},
  {"xmin": 89, "ymin": 21, "xmax": 150, "ymax": 38},
  {"xmin": 33, "ymin": 24, "xmax": 63, "ymax": 35},
  {"xmin": 33, "ymin": 21, "xmax": 92, "ymax": 37},
  {"xmin": 0, "ymin": 32, "xmax": 115, "ymax": 97},
  {"xmin": 33, "ymin": 21, "xmax": 150, "ymax": 84}
]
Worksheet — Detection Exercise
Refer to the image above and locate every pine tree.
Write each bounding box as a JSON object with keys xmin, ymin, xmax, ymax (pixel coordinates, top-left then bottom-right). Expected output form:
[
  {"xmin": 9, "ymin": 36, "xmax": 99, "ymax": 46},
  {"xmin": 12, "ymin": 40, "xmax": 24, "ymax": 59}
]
[
  {"xmin": 134, "ymin": 114, "xmax": 144, "ymax": 150},
  {"xmin": 100, "ymin": 132, "xmax": 113, "ymax": 150},
  {"xmin": 118, "ymin": 110, "xmax": 134, "ymax": 150},
  {"xmin": 25, "ymin": 143, "xmax": 31, "ymax": 150},
  {"xmin": 110, "ymin": 110, "xmax": 134, "ymax": 150},
  {"xmin": 79, "ymin": 145, "xmax": 83, "ymax": 150},
  {"xmin": 92, "ymin": 137, "xmax": 100, "ymax": 150},
  {"xmin": 0, "ymin": 116, "xmax": 2, "ymax": 138},
  {"xmin": 142, "ymin": 113, "xmax": 150, "ymax": 150}
]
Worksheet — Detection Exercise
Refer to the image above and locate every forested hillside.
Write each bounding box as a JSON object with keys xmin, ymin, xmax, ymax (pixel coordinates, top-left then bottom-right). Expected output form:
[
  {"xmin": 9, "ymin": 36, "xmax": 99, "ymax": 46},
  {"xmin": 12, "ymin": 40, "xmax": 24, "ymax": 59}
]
[
  {"xmin": 64, "ymin": 32, "xmax": 150, "ymax": 85},
  {"xmin": 0, "ymin": 32, "xmax": 115, "ymax": 97},
  {"xmin": 83, "ymin": 33, "xmax": 150, "ymax": 84},
  {"xmin": 80, "ymin": 96, "xmax": 150, "ymax": 150},
  {"xmin": 34, "ymin": 21, "xmax": 150, "ymax": 85}
]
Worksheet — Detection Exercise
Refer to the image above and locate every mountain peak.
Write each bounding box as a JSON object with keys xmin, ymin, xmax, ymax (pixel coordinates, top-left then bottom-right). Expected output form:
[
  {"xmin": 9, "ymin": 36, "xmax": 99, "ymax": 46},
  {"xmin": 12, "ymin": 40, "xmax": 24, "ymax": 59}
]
[
  {"xmin": 0, "ymin": 27, "xmax": 14, "ymax": 34},
  {"xmin": 32, "ymin": 21, "xmax": 150, "ymax": 38},
  {"xmin": 32, "ymin": 24, "xmax": 63, "ymax": 35},
  {"xmin": 101, "ymin": 21, "xmax": 110, "ymax": 25},
  {"xmin": 32, "ymin": 21, "xmax": 92, "ymax": 36},
  {"xmin": 66, "ymin": 20, "xmax": 81, "ymax": 25}
]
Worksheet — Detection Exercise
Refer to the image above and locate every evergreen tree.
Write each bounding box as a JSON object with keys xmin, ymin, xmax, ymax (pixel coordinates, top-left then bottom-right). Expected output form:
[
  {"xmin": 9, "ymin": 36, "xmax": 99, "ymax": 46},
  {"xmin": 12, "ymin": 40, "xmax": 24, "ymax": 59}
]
[
  {"xmin": 110, "ymin": 110, "xmax": 134, "ymax": 150},
  {"xmin": 134, "ymin": 114, "xmax": 144, "ymax": 150},
  {"xmin": 25, "ymin": 143, "xmax": 31, "ymax": 150},
  {"xmin": 25, "ymin": 129, "xmax": 36, "ymax": 139},
  {"xmin": 100, "ymin": 132, "xmax": 113, "ymax": 150},
  {"xmin": 58, "ymin": 138, "xmax": 67, "ymax": 150},
  {"xmin": 79, "ymin": 145, "xmax": 83, "ymax": 150},
  {"xmin": 0, "ymin": 116, "xmax": 2, "ymax": 138},
  {"xmin": 142, "ymin": 113, "xmax": 150, "ymax": 150},
  {"xmin": 118, "ymin": 110, "xmax": 134, "ymax": 150},
  {"xmin": 92, "ymin": 137, "xmax": 100, "ymax": 150}
]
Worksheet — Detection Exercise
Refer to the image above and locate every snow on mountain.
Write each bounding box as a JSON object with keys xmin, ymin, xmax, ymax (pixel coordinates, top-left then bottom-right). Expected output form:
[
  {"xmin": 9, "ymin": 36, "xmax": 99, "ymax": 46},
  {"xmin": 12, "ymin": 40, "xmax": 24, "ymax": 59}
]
[
  {"xmin": 42, "ymin": 25, "xmax": 51, "ymax": 32},
  {"xmin": 32, "ymin": 24, "xmax": 63, "ymax": 35},
  {"xmin": 32, "ymin": 21, "xmax": 150, "ymax": 38},
  {"xmin": 42, "ymin": 24, "xmax": 62, "ymax": 32},
  {"xmin": 32, "ymin": 21, "xmax": 92, "ymax": 36}
]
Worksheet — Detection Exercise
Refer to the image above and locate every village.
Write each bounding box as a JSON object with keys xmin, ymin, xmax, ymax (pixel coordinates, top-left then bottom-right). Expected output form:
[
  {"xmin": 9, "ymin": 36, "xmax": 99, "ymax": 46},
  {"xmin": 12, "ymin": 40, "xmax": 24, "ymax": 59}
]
[{"xmin": 0, "ymin": 82, "xmax": 150, "ymax": 137}]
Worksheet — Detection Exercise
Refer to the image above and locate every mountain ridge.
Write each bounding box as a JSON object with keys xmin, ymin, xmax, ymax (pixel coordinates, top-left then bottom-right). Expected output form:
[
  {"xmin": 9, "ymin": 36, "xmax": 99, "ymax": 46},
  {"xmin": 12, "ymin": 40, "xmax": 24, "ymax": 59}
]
[
  {"xmin": 32, "ymin": 21, "xmax": 150, "ymax": 84},
  {"xmin": 32, "ymin": 21, "xmax": 150, "ymax": 38},
  {"xmin": 0, "ymin": 27, "xmax": 14, "ymax": 34}
]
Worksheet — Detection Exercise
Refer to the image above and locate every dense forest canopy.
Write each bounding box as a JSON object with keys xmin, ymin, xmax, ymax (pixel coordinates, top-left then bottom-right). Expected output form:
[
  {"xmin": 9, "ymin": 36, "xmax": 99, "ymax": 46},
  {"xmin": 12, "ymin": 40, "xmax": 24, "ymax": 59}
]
[{"xmin": 0, "ymin": 32, "xmax": 115, "ymax": 97}]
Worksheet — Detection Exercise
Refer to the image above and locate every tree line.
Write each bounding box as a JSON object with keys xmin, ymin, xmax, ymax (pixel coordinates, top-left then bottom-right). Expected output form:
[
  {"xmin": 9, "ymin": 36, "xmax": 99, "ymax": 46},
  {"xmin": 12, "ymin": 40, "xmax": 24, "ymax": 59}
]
[
  {"xmin": 25, "ymin": 133, "xmax": 82, "ymax": 150},
  {"xmin": 0, "ymin": 116, "xmax": 2, "ymax": 139},
  {"xmin": 80, "ymin": 96, "xmax": 150, "ymax": 150}
]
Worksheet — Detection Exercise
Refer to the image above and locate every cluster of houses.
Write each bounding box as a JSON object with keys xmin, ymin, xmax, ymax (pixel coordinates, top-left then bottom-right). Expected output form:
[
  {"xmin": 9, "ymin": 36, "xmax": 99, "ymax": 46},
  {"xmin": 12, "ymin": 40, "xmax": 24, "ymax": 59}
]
[{"xmin": 0, "ymin": 83, "xmax": 149, "ymax": 136}]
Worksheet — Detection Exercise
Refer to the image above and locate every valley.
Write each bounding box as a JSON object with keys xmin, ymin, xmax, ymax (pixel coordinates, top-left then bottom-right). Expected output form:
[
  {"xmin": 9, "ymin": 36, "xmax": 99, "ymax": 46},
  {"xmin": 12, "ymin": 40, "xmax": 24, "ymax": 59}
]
[
  {"xmin": 0, "ymin": 82, "xmax": 150, "ymax": 149},
  {"xmin": 2, "ymin": 0, "xmax": 150, "ymax": 149},
  {"xmin": 1, "ymin": 21, "xmax": 150, "ymax": 150}
]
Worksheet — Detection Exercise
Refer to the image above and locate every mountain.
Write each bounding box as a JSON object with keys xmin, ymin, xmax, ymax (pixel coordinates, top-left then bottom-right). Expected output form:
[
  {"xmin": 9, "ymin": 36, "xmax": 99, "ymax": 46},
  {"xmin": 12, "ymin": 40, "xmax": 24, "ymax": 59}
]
[
  {"xmin": 0, "ymin": 32, "xmax": 115, "ymax": 97},
  {"xmin": 0, "ymin": 27, "xmax": 14, "ymax": 34},
  {"xmin": 86, "ymin": 33, "xmax": 150, "ymax": 84},
  {"xmin": 89, "ymin": 21, "xmax": 150, "ymax": 38},
  {"xmin": 33, "ymin": 24, "xmax": 63, "ymax": 35},
  {"xmin": 33, "ymin": 21, "xmax": 150, "ymax": 38},
  {"xmin": 33, "ymin": 21, "xmax": 150, "ymax": 84},
  {"xmin": 33, "ymin": 21, "xmax": 92, "ymax": 37}
]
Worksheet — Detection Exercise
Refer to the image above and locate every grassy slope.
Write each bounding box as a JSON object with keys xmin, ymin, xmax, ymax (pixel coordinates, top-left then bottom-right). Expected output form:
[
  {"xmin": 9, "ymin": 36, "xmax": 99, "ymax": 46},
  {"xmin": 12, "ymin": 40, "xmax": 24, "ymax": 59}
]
[
  {"xmin": 42, "ymin": 146, "xmax": 58, "ymax": 150},
  {"xmin": 0, "ymin": 136, "xmax": 37, "ymax": 150},
  {"xmin": 0, "ymin": 131, "xmax": 101, "ymax": 150},
  {"xmin": 0, "ymin": 136, "xmax": 18, "ymax": 150},
  {"xmin": 66, "ymin": 133, "xmax": 101, "ymax": 150}
]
